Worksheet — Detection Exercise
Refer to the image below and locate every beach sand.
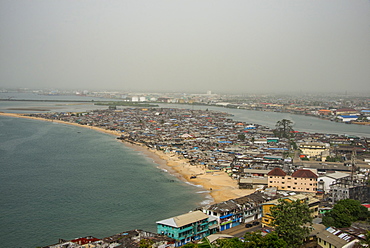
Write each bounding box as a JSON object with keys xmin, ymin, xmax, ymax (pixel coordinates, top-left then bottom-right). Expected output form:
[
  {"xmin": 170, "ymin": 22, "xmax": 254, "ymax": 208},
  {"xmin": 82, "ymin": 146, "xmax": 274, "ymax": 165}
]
[{"xmin": 0, "ymin": 112, "xmax": 254, "ymax": 204}]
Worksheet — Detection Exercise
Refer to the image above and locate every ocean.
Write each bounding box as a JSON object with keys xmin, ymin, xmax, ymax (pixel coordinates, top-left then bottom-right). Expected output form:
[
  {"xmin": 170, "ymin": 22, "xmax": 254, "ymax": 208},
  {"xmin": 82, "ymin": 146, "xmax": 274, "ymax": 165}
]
[{"xmin": 0, "ymin": 115, "xmax": 207, "ymax": 248}]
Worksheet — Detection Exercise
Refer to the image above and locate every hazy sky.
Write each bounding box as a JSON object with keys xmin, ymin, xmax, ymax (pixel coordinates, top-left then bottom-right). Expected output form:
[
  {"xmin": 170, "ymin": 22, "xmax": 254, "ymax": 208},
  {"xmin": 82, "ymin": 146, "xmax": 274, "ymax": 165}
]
[{"xmin": 0, "ymin": 0, "xmax": 369, "ymax": 94}]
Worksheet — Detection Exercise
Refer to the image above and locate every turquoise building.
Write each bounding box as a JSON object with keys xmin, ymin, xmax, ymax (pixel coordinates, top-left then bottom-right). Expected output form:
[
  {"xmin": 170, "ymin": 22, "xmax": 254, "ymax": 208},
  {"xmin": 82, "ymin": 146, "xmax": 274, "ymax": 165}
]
[{"xmin": 156, "ymin": 211, "xmax": 218, "ymax": 247}]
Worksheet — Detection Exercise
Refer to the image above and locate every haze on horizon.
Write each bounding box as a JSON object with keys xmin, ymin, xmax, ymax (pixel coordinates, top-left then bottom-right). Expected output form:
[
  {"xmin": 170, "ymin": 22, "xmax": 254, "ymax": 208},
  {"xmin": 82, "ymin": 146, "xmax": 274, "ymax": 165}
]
[{"xmin": 0, "ymin": 0, "xmax": 369, "ymax": 95}]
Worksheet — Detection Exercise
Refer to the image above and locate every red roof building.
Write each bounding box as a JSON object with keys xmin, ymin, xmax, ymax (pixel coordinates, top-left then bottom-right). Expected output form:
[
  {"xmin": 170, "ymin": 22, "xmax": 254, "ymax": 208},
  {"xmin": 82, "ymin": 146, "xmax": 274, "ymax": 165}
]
[
  {"xmin": 267, "ymin": 168, "xmax": 318, "ymax": 193},
  {"xmin": 292, "ymin": 169, "xmax": 318, "ymax": 179},
  {"xmin": 267, "ymin": 167, "xmax": 286, "ymax": 177}
]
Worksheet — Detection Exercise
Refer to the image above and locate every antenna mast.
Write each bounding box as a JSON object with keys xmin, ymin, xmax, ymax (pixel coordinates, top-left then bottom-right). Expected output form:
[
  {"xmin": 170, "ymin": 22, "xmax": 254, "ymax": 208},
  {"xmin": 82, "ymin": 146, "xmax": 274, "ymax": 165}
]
[{"xmin": 350, "ymin": 149, "xmax": 357, "ymax": 185}]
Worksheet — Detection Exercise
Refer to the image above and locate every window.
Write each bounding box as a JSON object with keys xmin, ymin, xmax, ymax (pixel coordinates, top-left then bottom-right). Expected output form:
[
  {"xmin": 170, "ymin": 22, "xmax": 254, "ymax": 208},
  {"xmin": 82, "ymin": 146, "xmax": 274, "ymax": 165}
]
[
  {"xmin": 293, "ymin": 187, "xmax": 296, "ymax": 189},
  {"xmin": 306, "ymin": 188, "xmax": 309, "ymax": 191},
  {"xmin": 270, "ymin": 176, "xmax": 273, "ymax": 178},
  {"xmin": 288, "ymin": 186, "xmax": 291, "ymax": 188},
  {"xmin": 270, "ymin": 181, "xmax": 273, "ymax": 183}
]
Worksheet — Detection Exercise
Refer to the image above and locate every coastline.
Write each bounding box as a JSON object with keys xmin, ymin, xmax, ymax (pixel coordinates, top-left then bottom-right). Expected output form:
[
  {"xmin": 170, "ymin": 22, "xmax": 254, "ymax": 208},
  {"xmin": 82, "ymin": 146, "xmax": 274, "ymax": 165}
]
[{"xmin": 0, "ymin": 112, "xmax": 253, "ymax": 204}]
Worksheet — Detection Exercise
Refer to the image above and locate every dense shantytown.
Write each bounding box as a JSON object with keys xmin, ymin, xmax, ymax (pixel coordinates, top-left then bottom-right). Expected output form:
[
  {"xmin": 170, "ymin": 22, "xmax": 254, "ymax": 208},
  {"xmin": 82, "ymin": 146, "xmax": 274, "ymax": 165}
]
[{"xmin": 25, "ymin": 107, "xmax": 370, "ymax": 248}]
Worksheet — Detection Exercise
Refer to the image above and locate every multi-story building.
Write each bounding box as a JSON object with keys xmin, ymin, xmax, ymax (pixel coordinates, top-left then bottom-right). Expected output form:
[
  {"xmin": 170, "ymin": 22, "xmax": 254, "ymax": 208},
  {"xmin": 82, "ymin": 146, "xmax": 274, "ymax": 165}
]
[
  {"xmin": 156, "ymin": 211, "xmax": 218, "ymax": 247},
  {"xmin": 330, "ymin": 176, "xmax": 370, "ymax": 204},
  {"xmin": 299, "ymin": 142, "xmax": 329, "ymax": 159},
  {"xmin": 201, "ymin": 190, "xmax": 281, "ymax": 231},
  {"xmin": 202, "ymin": 199, "xmax": 243, "ymax": 231},
  {"xmin": 267, "ymin": 168, "xmax": 318, "ymax": 193},
  {"xmin": 334, "ymin": 108, "xmax": 358, "ymax": 116},
  {"xmin": 261, "ymin": 193, "xmax": 320, "ymax": 227},
  {"xmin": 318, "ymin": 171, "xmax": 350, "ymax": 194}
]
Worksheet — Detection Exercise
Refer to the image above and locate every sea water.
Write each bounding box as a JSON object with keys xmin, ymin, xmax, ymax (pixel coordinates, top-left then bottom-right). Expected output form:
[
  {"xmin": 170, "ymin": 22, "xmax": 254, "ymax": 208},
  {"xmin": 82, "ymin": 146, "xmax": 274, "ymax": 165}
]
[{"xmin": 0, "ymin": 116, "xmax": 207, "ymax": 247}]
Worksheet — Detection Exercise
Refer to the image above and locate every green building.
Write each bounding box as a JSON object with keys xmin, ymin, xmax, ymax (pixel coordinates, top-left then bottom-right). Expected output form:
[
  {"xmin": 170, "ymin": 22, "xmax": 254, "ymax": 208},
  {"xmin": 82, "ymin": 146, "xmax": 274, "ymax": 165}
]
[{"xmin": 156, "ymin": 210, "xmax": 218, "ymax": 247}]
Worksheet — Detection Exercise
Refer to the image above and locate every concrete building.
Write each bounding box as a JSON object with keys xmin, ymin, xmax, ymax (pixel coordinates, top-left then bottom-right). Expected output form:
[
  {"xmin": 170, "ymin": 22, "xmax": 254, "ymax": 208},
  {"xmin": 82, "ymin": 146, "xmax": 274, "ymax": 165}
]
[
  {"xmin": 318, "ymin": 171, "xmax": 350, "ymax": 194},
  {"xmin": 261, "ymin": 193, "xmax": 320, "ymax": 227},
  {"xmin": 330, "ymin": 176, "xmax": 370, "ymax": 204},
  {"xmin": 316, "ymin": 226, "xmax": 359, "ymax": 248},
  {"xmin": 200, "ymin": 190, "xmax": 282, "ymax": 231},
  {"xmin": 156, "ymin": 211, "xmax": 218, "ymax": 247},
  {"xmin": 201, "ymin": 199, "xmax": 244, "ymax": 231},
  {"xmin": 318, "ymin": 109, "xmax": 332, "ymax": 116},
  {"xmin": 299, "ymin": 142, "xmax": 329, "ymax": 159},
  {"xmin": 267, "ymin": 168, "xmax": 318, "ymax": 193},
  {"xmin": 334, "ymin": 108, "xmax": 358, "ymax": 116},
  {"xmin": 267, "ymin": 167, "xmax": 287, "ymax": 190},
  {"xmin": 290, "ymin": 169, "xmax": 318, "ymax": 193},
  {"xmin": 337, "ymin": 115, "xmax": 359, "ymax": 123}
]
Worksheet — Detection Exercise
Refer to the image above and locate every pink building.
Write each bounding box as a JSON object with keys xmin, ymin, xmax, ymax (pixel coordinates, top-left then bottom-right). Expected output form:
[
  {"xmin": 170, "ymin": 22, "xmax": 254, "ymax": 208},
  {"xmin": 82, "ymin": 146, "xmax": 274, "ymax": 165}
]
[{"xmin": 267, "ymin": 168, "xmax": 318, "ymax": 193}]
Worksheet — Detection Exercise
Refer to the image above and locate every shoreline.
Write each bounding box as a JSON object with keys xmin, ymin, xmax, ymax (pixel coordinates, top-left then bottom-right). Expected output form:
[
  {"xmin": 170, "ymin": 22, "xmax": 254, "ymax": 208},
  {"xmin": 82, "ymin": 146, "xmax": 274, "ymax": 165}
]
[{"xmin": 0, "ymin": 112, "xmax": 253, "ymax": 204}]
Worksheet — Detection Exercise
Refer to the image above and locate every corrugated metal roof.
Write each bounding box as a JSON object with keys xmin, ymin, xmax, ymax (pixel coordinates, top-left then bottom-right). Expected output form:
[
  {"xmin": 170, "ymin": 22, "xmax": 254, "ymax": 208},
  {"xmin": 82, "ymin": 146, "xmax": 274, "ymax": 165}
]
[
  {"xmin": 156, "ymin": 211, "xmax": 208, "ymax": 228},
  {"xmin": 317, "ymin": 227, "xmax": 357, "ymax": 247}
]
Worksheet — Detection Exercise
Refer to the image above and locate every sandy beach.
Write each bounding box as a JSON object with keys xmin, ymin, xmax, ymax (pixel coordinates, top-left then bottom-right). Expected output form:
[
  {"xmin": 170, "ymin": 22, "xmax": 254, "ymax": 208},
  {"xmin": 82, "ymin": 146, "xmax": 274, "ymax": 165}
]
[{"xmin": 0, "ymin": 112, "xmax": 254, "ymax": 204}]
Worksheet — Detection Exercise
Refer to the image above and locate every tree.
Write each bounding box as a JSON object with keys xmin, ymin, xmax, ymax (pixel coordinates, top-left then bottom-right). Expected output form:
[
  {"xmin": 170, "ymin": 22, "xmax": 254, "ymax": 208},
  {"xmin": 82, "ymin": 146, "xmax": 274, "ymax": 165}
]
[
  {"xmin": 214, "ymin": 231, "xmax": 287, "ymax": 248},
  {"xmin": 243, "ymin": 231, "xmax": 287, "ymax": 248},
  {"xmin": 290, "ymin": 140, "xmax": 298, "ymax": 150},
  {"xmin": 216, "ymin": 237, "xmax": 244, "ymax": 248},
  {"xmin": 271, "ymin": 199, "xmax": 314, "ymax": 248},
  {"xmin": 274, "ymin": 119, "xmax": 294, "ymax": 138},
  {"xmin": 322, "ymin": 199, "xmax": 370, "ymax": 228},
  {"xmin": 325, "ymin": 156, "xmax": 342, "ymax": 162},
  {"xmin": 360, "ymin": 230, "xmax": 370, "ymax": 247},
  {"xmin": 237, "ymin": 133, "xmax": 246, "ymax": 141},
  {"xmin": 139, "ymin": 239, "xmax": 154, "ymax": 248},
  {"xmin": 182, "ymin": 238, "xmax": 212, "ymax": 248}
]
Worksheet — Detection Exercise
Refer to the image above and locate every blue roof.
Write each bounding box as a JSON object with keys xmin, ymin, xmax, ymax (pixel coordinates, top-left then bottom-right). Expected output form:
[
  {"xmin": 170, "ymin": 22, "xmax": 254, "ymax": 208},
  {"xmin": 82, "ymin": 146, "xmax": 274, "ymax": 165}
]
[{"xmin": 339, "ymin": 115, "xmax": 358, "ymax": 118}]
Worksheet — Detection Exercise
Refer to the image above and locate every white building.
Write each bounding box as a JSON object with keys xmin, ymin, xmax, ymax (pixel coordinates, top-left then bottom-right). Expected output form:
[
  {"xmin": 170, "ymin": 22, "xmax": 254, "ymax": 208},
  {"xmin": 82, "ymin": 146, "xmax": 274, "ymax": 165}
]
[{"xmin": 318, "ymin": 172, "xmax": 350, "ymax": 194}]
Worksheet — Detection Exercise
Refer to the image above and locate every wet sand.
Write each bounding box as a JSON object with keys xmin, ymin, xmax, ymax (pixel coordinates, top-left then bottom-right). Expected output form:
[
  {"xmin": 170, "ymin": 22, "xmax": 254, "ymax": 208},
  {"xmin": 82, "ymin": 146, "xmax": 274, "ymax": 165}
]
[{"xmin": 0, "ymin": 112, "xmax": 254, "ymax": 203}]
